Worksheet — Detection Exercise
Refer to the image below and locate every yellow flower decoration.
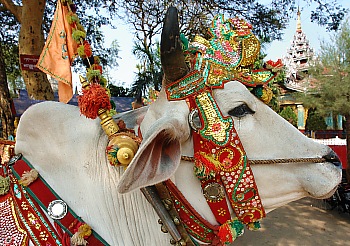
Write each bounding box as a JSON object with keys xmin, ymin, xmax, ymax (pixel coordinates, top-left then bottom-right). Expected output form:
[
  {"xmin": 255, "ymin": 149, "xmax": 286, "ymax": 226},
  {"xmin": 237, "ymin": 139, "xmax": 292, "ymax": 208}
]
[{"xmin": 260, "ymin": 87, "xmax": 273, "ymax": 104}]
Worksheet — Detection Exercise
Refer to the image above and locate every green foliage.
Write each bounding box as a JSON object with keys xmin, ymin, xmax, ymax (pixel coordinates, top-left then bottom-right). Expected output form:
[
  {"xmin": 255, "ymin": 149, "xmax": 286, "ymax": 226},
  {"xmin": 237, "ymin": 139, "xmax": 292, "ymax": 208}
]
[
  {"xmin": 297, "ymin": 18, "xmax": 350, "ymax": 118},
  {"xmin": 121, "ymin": 0, "xmax": 348, "ymax": 98},
  {"xmin": 131, "ymin": 41, "xmax": 162, "ymax": 97},
  {"xmin": 310, "ymin": 1, "xmax": 348, "ymax": 31},
  {"xmin": 107, "ymin": 84, "xmax": 132, "ymax": 97},
  {"xmin": 305, "ymin": 109, "xmax": 327, "ymax": 131},
  {"xmin": 120, "ymin": 1, "xmax": 347, "ymax": 46},
  {"xmin": 263, "ymin": 68, "xmax": 286, "ymax": 112},
  {"xmin": 0, "ymin": 7, "xmax": 22, "ymax": 94},
  {"xmin": 1, "ymin": 43, "xmax": 24, "ymax": 94},
  {"xmin": 253, "ymin": 50, "xmax": 284, "ymax": 112},
  {"xmin": 279, "ymin": 106, "xmax": 298, "ymax": 127},
  {"xmin": 1, "ymin": 0, "xmax": 348, "ymax": 98},
  {"xmin": 106, "ymin": 40, "xmax": 120, "ymax": 68}
]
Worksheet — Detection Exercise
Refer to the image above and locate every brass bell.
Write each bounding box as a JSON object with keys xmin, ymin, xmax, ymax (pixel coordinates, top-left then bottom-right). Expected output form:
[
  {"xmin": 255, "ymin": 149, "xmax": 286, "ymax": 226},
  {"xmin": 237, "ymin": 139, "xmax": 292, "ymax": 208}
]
[{"xmin": 106, "ymin": 133, "xmax": 139, "ymax": 168}]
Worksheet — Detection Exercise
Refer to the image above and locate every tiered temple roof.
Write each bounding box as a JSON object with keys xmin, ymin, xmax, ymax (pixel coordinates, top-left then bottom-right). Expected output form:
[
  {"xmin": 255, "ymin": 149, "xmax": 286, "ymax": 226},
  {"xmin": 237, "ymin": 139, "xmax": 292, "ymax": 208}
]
[{"xmin": 282, "ymin": 8, "xmax": 315, "ymax": 92}]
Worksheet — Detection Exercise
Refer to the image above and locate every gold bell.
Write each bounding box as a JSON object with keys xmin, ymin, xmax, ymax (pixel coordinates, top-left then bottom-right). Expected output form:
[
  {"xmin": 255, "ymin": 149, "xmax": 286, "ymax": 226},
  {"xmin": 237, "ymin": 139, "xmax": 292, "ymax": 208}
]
[
  {"xmin": 98, "ymin": 108, "xmax": 138, "ymax": 167},
  {"xmin": 107, "ymin": 134, "xmax": 139, "ymax": 167}
]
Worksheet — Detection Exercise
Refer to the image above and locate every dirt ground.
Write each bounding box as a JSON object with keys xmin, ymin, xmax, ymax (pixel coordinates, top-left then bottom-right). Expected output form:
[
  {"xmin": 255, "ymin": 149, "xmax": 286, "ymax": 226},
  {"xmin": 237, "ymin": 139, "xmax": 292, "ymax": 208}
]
[{"xmin": 234, "ymin": 198, "xmax": 350, "ymax": 246}]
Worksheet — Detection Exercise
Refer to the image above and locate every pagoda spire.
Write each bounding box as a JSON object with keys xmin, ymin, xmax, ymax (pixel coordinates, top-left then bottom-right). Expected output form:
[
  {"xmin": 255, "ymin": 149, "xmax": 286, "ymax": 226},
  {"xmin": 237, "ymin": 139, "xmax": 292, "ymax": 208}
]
[
  {"xmin": 282, "ymin": 4, "xmax": 314, "ymax": 92},
  {"xmin": 296, "ymin": 7, "xmax": 302, "ymax": 32}
]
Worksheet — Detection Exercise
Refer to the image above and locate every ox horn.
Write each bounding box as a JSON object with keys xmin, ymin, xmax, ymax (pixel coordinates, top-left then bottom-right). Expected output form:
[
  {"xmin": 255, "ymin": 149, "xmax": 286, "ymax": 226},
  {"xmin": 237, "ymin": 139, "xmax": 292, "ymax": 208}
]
[{"xmin": 161, "ymin": 7, "xmax": 189, "ymax": 86}]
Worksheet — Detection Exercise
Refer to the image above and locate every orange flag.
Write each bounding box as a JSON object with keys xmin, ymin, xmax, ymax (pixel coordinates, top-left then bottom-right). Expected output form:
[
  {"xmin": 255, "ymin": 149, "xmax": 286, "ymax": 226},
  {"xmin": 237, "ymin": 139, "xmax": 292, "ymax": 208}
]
[{"xmin": 37, "ymin": 0, "xmax": 77, "ymax": 103}]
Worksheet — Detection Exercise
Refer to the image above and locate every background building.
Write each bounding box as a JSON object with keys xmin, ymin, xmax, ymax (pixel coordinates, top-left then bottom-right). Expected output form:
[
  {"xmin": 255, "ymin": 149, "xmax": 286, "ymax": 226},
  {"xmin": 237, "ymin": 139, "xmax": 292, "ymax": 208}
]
[
  {"xmin": 280, "ymin": 8, "xmax": 315, "ymax": 131},
  {"xmin": 280, "ymin": 9, "xmax": 343, "ymax": 132}
]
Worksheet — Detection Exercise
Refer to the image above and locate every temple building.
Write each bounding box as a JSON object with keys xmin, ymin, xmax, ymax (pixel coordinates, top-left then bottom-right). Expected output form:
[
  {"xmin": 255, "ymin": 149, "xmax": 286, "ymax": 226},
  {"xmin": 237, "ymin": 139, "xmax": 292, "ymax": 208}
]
[
  {"xmin": 280, "ymin": 9, "xmax": 343, "ymax": 132},
  {"xmin": 280, "ymin": 9, "xmax": 316, "ymax": 131},
  {"xmin": 283, "ymin": 9, "xmax": 315, "ymax": 92}
]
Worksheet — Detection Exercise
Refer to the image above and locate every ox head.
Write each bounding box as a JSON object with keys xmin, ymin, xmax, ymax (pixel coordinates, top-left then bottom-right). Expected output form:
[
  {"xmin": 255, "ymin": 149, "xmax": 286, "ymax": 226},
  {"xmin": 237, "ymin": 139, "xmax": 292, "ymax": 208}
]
[{"xmin": 118, "ymin": 7, "xmax": 342, "ymax": 214}]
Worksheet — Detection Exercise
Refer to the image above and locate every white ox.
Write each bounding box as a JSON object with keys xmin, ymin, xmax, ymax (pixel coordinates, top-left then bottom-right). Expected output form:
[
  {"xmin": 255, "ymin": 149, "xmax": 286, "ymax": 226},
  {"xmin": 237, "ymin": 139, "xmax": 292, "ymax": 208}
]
[{"xmin": 15, "ymin": 8, "xmax": 341, "ymax": 246}]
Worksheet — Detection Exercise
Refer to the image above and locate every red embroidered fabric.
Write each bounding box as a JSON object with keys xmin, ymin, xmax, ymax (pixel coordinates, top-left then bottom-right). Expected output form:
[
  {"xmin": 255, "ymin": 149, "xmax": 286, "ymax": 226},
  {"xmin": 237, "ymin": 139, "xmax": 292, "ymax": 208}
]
[
  {"xmin": 10, "ymin": 158, "xmax": 109, "ymax": 245},
  {"xmin": 165, "ymin": 179, "xmax": 221, "ymax": 244}
]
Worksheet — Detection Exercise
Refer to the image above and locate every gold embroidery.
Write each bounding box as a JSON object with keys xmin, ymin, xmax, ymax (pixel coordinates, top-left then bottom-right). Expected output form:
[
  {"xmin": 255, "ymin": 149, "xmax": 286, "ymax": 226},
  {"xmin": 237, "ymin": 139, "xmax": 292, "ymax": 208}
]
[{"xmin": 197, "ymin": 92, "xmax": 231, "ymax": 144}]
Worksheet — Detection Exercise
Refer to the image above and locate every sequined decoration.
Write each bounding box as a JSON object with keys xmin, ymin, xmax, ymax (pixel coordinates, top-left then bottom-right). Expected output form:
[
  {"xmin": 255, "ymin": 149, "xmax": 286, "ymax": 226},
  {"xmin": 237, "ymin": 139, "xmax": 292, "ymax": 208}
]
[
  {"xmin": 10, "ymin": 176, "xmax": 62, "ymax": 246},
  {"xmin": 166, "ymin": 71, "xmax": 205, "ymax": 100},
  {"xmin": 0, "ymin": 194, "xmax": 28, "ymax": 246},
  {"xmin": 196, "ymin": 92, "xmax": 232, "ymax": 145},
  {"xmin": 189, "ymin": 15, "xmax": 276, "ymax": 88},
  {"xmin": 191, "ymin": 95, "xmax": 265, "ymax": 225}
]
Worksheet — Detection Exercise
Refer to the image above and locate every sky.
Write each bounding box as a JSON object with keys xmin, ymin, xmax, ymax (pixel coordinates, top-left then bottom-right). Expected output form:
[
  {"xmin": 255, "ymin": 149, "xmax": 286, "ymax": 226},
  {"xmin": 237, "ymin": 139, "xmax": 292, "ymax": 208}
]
[
  {"xmin": 74, "ymin": 1, "xmax": 350, "ymax": 89},
  {"xmin": 265, "ymin": 1, "xmax": 350, "ymax": 61}
]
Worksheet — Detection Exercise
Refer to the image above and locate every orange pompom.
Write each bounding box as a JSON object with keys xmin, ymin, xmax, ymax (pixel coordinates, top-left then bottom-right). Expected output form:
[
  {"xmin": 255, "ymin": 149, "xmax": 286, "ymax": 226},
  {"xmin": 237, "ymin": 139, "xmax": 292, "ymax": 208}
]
[{"xmin": 78, "ymin": 83, "xmax": 111, "ymax": 119}]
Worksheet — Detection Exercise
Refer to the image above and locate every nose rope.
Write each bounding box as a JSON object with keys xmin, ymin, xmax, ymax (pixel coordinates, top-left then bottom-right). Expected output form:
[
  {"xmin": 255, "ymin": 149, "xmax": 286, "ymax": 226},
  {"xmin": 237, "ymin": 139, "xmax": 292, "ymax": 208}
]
[{"xmin": 181, "ymin": 156, "xmax": 326, "ymax": 164}]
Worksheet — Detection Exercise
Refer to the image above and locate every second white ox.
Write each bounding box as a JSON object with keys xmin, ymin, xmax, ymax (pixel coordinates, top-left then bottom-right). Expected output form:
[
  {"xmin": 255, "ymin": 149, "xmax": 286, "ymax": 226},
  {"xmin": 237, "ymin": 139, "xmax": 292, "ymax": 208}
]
[{"xmin": 15, "ymin": 7, "xmax": 341, "ymax": 246}]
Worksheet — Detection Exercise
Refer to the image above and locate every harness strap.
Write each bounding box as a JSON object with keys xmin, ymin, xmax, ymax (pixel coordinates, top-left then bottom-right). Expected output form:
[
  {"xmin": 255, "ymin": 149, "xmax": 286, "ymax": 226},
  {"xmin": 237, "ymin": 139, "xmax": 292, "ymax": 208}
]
[
  {"xmin": 10, "ymin": 156, "xmax": 109, "ymax": 246},
  {"xmin": 154, "ymin": 182, "xmax": 196, "ymax": 246},
  {"xmin": 9, "ymin": 174, "xmax": 62, "ymax": 245},
  {"xmin": 164, "ymin": 179, "xmax": 220, "ymax": 244},
  {"xmin": 199, "ymin": 176, "xmax": 232, "ymax": 225}
]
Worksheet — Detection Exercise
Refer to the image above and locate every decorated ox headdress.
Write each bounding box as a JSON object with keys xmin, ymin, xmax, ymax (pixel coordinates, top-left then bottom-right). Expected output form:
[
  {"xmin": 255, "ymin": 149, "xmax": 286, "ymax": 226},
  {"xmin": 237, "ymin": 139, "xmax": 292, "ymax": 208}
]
[{"xmin": 163, "ymin": 10, "xmax": 282, "ymax": 103}]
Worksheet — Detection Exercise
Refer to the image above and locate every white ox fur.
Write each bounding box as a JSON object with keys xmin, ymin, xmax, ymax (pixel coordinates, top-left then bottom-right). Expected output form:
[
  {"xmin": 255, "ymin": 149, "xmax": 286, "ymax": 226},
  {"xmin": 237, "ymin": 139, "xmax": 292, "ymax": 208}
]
[{"xmin": 15, "ymin": 81, "xmax": 341, "ymax": 245}]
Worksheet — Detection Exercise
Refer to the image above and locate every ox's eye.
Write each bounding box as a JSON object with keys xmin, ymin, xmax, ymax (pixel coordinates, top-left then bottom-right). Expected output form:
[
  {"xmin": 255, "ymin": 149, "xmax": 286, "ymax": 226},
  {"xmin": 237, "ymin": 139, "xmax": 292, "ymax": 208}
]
[{"xmin": 228, "ymin": 104, "xmax": 255, "ymax": 118}]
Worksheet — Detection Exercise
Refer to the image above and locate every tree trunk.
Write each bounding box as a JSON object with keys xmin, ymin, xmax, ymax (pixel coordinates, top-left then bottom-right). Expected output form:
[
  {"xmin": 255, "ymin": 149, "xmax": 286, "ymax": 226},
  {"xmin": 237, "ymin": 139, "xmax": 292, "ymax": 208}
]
[
  {"xmin": 0, "ymin": 45, "xmax": 15, "ymax": 139},
  {"xmin": 19, "ymin": 0, "xmax": 54, "ymax": 100},
  {"xmin": 345, "ymin": 114, "xmax": 350, "ymax": 182}
]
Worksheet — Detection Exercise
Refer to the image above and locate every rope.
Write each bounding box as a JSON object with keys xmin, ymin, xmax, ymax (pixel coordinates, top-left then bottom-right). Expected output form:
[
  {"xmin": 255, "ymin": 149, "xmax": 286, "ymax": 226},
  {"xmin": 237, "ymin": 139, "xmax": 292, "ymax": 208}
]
[{"xmin": 181, "ymin": 156, "xmax": 326, "ymax": 165}]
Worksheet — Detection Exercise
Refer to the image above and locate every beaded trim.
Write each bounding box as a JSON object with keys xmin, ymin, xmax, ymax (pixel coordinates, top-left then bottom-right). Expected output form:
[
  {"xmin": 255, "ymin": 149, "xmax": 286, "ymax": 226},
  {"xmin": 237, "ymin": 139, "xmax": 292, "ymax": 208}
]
[
  {"xmin": 10, "ymin": 172, "xmax": 63, "ymax": 245},
  {"xmin": 0, "ymin": 194, "xmax": 28, "ymax": 246}
]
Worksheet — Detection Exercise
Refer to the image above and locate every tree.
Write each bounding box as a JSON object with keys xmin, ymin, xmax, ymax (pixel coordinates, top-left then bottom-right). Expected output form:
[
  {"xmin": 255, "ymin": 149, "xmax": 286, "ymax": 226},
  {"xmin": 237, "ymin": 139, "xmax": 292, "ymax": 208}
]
[
  {"xmin": 1, "ymin": 40, "xmax": 25, "ymax": 95},
  {"xmin": 130, "ymin": 41, "xmax": 162, "ymax": 97},
  {"xmin": 305, "ymin": 109, "xmax": 327, "ymax": 131},
  {"xmin": 0, "ymin": 0, "xmax": 122, "ymax": 140},
  {"xmin": 279, "ymin": 106, "xmax": 298, "ymax": 127},
  {"xmin": 108, "ymin": 84, "xmax": 131, "ymax": 97},
  {"xmin": 0, "ymin": 0, "xmax": 120, "ymax": 100},
  {"xmin": 0, "ymin": 0, "xmax": 346, "ymax": 99},
  {"xmin": 298, "ymin": 18, "xmax": 350, "ymax": 180},
  {"xmin": 103, "ymin": 40, "xmax": 120, "ymax": 84},
  {"xmin": 0, "ymin": 43, "xmax": 15, "ymax": 139},
  {"xmin": 1, "ymin": 0, "xmax": 54, "ymax": 100}
]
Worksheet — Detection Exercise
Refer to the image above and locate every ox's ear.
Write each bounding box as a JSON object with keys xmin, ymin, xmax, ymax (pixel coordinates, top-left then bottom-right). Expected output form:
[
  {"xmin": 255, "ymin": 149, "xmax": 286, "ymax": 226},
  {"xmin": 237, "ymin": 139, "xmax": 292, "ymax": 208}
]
[
  {"xmin": 117, "ymin": 118, "xmax": 183, "ymax": 194},
  {"xmin": 114, "ymin": 106, "xmax": 148, "ymax": 129}
]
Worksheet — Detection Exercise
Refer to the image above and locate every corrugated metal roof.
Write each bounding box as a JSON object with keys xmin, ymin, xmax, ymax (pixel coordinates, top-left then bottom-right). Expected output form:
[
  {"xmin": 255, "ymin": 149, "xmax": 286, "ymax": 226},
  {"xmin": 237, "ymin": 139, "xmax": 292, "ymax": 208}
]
[{"xmin": 12, "ymin": 90, "xmax": 135, "ymax": 117}]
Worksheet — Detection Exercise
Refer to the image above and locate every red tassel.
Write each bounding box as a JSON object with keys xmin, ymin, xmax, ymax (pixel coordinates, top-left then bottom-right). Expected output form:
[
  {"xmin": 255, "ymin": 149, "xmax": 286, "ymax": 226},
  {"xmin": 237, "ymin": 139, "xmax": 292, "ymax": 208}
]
[
  {"xmin": 217, "ymin": 223, "xmax": 234, "ymax": 243},
  {"xmin": 78, "ymin": 83, "xmax": 111, "ymax": 119}
]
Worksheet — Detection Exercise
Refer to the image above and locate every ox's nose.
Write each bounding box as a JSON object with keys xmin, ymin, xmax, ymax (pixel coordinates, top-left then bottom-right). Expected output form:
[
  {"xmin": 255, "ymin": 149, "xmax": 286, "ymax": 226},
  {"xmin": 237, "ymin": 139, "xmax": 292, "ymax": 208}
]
[{"xmin": 322, "ymin": 150, "xmax": 342, "ymax": 168}]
